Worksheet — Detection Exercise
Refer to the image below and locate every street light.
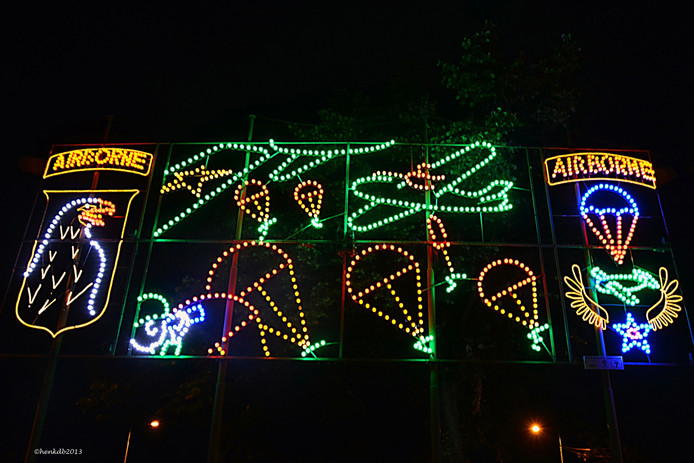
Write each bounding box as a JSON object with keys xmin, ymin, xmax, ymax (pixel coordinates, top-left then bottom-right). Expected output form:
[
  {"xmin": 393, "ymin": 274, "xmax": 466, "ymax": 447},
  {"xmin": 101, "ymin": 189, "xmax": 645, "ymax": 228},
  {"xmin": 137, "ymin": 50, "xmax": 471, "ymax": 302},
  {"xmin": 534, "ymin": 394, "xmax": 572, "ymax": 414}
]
[
  {"xmin": 528, "ymin": 423, "xmax": 564, "ymax": 463},
  {"xmin": 124, "ymin": 419, "xmax": 160, "ymax": 462},
  {"xmin": 531, "ymin": 423, "xmax": 603, "ymax": 461},
  {"xmin": 528, "ymin": 423, "xmax": 599, "ymax": 462}
]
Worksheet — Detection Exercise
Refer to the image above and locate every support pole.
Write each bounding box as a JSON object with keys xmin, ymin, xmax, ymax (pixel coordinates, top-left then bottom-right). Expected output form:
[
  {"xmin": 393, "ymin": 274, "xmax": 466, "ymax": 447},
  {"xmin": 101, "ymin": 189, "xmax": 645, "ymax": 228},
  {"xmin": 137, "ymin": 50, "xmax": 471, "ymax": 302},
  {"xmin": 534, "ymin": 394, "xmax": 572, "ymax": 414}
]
[
  {"xmin": 596, "ymin": 336, "xmax": 624, "ymax": 463},
  {"xmin": 25, "ymin": 132, "xmax": 105, "ymax": 463},
  {"xmin": 24, "ymin": 338, "xmax": 61, "ymax": 463},
  {"xmin": 338, "ymin": 143, "xmax": 351, "ymax": 359},
  {"xmin": 575, "ymin": 183, "xmax": 623, "ymax": 463},
  {"xmin": 207, "ymin": 115, "xmax": 255, "ymax": 463},
  {"xmin": 123, "ymin": 428, "xmax": 132, "ymax": 463},
  {"xmin": 424, "ymin": 136, "xmax": 441, "ymax": 463}
]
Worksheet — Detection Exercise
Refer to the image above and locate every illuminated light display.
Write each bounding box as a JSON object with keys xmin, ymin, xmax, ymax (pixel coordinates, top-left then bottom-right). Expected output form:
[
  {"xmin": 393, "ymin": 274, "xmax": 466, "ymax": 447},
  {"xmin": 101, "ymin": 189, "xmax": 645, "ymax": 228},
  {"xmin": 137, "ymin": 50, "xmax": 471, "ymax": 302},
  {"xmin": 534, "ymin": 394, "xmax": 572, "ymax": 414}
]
[
  {"xmin": 294, "ymin": 180, "xmax": 324, "ymax": 228},
  {"xmin": 563, "ymin": 264, "xmax": 609, "ymax": 330},
  {"xmin": 44, "ymin": 148, "xmax": 153, "ymax": 178},
  {"xmin": 267, "ymin": 139, "xmax": 395, "ymax": 183},
  {"xmin": 234, "ymin": 179, "xmax": 276, "ymax": 241},
  {"xmin": 301, "ymin": 339, "xmax": 327, "ymax": 357},
  {"xmin": 234, "ymin": 179, "xmax": 270, "ymax": 222},
  {"xmin": 444, "ymin": 274, "xmax": 467, "ymax": 293},
  {"xmin": 477, "ymin": 259, "xmax": 540, "ymax": 328},
  {"xmin": 130, "ymin": 293, "xmax": 206, "ymax": 356},
  {"xmin": 77, "ymin": 198, "xmax": 116, "ymax": 228},
  {"xmin": 427, "ymin": 141, "xmax": 511, "ymax": 200},
  {"xmin": 16, "ymin": 190, "xmax": 139, "ymax": 337},
  {"xmin": 154, "ymin": 143, "xmax": 275, "ymax": 237},
  {"xmin": 203, "ymin": 241, "xmax": 313, "ymax": 357},
  {"xmin": 403, "ymin": 162, "xmax": 446, "ymax": 191},
  {"xmin": 612, "ymin": 312, "xmax": 652, "ymax": 354},
  {"xmin": 154, "ymin": 140, "xmax": 513, "ymax": 237},
  {"xmin": 477, "ymin": 258, "xmax": 547, "ymax": 351},
  {"xmin": 348, "ymin": 141, "xmax": 514, "ymax": 233},
  {"xmin": 160, "ymin": 166, "xmax": 234, "ymax": 197},
  {"xmin": 345, "ymin": 245, "xmax": 432, "ymax": 353},
  {"xmin": 413, "ymin": 335, "xmax": 434, "ymax": 355},
  {"xmin": 137, "ymin": 292, "xmax": 171, "ymax": 314},
  {"xmin": 15, "ymin": 139, "xmax": 688, "ymax": 364},
  {"xmin": 580, "ymin": 183, "xmax": 639, "ymax": 265},
  {"xmin": 164, "ymin": 143, "xmax": 268, "ymax": 177},
  {"xmin": 590, "ymin": 266, "xmax": 660, "ymax": 306},
  {"xmin": 426, "ymin": 214, "xmax": 449, "ymax": 250},
  {"xmin": 202, "ymin": 291, "xmax": 322, "ymax": 357},
  {"xmin": 346, "ymin": 245, "xmax": 425, "ymax": 336},
  {"xmin": 22, "ymin": 198, "xmax": 106, "ymax": 279},
  {"xmin": 544, "ymin": 152, "xmax": 656, "ymax": 189},
  {"xmin": 646, "ymin": 267, "xmax": 683, "ymax": 330},
  {"xmin": 527, "ymin": 323, "xmax": 550, "ymax": 352},
  {"xmin": 426, "ymin": 214, "xmax": 466, "ymax": 292},
  {"xmin": 84, "ymin": 228, "xmax": 107, "ymax": 316}
]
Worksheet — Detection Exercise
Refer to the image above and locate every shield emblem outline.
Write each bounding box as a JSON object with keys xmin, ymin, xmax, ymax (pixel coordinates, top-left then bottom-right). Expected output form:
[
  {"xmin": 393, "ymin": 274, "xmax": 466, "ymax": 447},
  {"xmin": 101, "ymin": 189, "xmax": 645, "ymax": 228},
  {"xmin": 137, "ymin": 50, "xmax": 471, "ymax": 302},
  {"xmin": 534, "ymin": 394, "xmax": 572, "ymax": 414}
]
[{"xmin": 15, "ymin": 189, "xmax": 139, "ymax": 338}]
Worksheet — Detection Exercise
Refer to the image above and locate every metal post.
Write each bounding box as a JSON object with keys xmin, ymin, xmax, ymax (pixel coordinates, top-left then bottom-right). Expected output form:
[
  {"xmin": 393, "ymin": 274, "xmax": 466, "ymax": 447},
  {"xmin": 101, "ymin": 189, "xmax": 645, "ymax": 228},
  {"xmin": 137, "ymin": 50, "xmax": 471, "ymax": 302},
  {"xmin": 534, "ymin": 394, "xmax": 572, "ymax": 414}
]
[
  {"xmin": 540, "ymin": 147, "xmax": 572, "ymax": 362},
  {"xmin": 207, "ymin": 115, "xmax": 255, "ymax": 463},
  {"xmin": 599, "ymin": 363, "xmax": 624, "ymax": 463},
  {"xmin": 102, "ymin": 115, "xmax": 114, "ymax": 144},
  {"xmin": 424, "ymin": 139, "xmax": 441, "ymax": 463},
  {"xmin": 338, "ymin": 143, "xmax": 351, "ymax": 359},
  {"xmin": 116, "ymin": 142, "xmax": 161, "ymax": 354},
  {"xmin": 123, "ymin": 428, "xmax": 132, "ymax": 463},
  {"xmin": 25, "ymin": 135, "xmax": 106, "ymax": 462},
  {"xmin": 575, "ymin": 183, "xmax": 623, "ymax": 463},
  {"xmin": 526, "ymin": 147, "xmax": 556, "ymax": 360},
  {"xmin": 24, "ymin": 338, "xmax": 61, "ymax": 462},
  {"xmin": 26, "ymin": 228, "xmax": 88, "ymax": 462},
  {"xmin": 129, "ymin": 143, "xmax": 174, "ymax": 354}
]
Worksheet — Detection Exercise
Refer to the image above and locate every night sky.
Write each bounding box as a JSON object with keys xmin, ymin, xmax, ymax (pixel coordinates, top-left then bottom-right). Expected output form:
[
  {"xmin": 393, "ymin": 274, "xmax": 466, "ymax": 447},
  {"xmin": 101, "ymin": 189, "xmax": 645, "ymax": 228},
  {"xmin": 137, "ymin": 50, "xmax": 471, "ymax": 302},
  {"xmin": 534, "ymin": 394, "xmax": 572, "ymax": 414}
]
[
  {"xmin": 4, "ymin": 1, "xmax": 693, "ymax": 276},
  {"xmin": 2, "ymin": 1, "xmax": 693, "ymax": 462}
]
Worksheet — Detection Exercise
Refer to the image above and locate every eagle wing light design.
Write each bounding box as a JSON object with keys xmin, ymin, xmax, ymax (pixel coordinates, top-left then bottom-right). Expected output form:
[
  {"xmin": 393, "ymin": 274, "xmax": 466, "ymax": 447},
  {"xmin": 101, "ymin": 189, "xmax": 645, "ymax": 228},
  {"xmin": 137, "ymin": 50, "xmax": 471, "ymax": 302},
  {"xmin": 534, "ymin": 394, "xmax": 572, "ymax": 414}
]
[{"xmin": 563, "ymin": 264, "xmax": 609, "ymax": 330}]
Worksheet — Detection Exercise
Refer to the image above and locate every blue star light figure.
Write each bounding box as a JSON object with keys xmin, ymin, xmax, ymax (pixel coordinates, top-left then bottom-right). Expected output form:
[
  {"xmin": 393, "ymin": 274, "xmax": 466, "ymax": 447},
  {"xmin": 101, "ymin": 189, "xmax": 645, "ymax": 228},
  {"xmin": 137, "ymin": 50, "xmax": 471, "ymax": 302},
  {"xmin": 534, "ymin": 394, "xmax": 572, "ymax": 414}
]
[{"xmin": 612, "ymin": 312, "xmax": 652, "ymax": 355}]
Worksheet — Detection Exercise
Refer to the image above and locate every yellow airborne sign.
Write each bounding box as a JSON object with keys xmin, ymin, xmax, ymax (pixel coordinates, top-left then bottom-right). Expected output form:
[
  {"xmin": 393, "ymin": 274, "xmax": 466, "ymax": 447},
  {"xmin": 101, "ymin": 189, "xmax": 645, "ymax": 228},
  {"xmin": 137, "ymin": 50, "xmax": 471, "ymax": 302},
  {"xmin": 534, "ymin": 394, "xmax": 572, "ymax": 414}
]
[
  {"xmin": 544, "ymin": 152, "xmax": 656, "ymax": 189},
  {"xmin": 44, "ymin": 148, "xmax": 153, "ymax": 178}
]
